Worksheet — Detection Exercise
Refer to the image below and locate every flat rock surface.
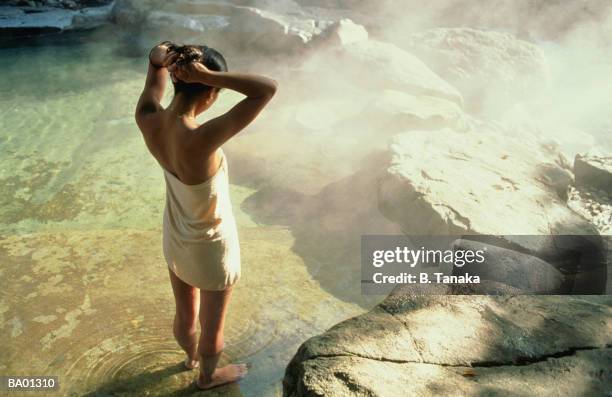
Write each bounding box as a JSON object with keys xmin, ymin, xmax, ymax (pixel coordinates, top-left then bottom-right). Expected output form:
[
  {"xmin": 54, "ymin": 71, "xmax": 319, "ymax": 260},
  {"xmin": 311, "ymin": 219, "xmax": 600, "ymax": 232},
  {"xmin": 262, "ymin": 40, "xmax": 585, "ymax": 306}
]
[
  {"xmin": 405, "ymin": 28, "xmax": 549, "ymax": 113},
  {"xmin": 378, "ymin": 127, "xmax": 595, "ymax": 237},
  {"xmin": 0, "ymin": 2, "xmax": 114, "ymax": 34},
  {"xmin": 284, "ymin": 294, "xmax": 612, "ymax": 396}
]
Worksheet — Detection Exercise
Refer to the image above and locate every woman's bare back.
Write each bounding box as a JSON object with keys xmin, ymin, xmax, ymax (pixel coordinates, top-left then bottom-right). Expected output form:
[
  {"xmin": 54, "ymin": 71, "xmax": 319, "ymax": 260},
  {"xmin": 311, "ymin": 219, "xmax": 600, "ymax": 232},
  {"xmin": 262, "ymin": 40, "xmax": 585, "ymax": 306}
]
[{"xmin": 141, "ymin": 110, "xmax": 221, "ymax": 186}]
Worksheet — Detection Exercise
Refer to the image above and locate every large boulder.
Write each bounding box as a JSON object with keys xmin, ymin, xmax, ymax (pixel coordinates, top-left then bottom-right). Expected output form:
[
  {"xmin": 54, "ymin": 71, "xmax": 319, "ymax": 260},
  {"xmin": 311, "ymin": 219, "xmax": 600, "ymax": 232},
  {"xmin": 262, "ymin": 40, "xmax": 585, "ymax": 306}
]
[
  {"xmin": 404, "ymin": 28, "xmax": 549, "ymax": 115},
  {"xmin": 284, "ymin": 294, "xmax": 612, "ymax": 396},
  {"xmin": 221, "ymin": 5, "xmax": 335, "ymax": 53},
  {"xmin": 312, "ymin": 39, "xmax": 463, "ymax": 107},
  {"xmin": 376, "ymin": 127, "xmax": 608, "ymax": 290},
  {"xmin": 378, "ymin": 127, "xmax": 592, "ymax": 237},
  {"xmin": 112, "ymin": 0, "xmax": 369, "ymax": 55},
  {"xmin": 451, "ymin": 238, "xmax": 606, "ymax": 294}
]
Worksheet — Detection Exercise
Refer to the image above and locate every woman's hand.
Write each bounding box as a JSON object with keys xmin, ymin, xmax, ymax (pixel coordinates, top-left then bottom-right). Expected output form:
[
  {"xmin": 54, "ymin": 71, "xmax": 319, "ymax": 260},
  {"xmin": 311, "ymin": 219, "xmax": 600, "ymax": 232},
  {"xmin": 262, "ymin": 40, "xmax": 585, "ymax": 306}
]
[
  {"xmin": 149, "ymin": 42, "xmax": 178, "ymax": 68},
  {"xmin": 168, "ymin": 61, "xmax": 213, "ymax": 84}
]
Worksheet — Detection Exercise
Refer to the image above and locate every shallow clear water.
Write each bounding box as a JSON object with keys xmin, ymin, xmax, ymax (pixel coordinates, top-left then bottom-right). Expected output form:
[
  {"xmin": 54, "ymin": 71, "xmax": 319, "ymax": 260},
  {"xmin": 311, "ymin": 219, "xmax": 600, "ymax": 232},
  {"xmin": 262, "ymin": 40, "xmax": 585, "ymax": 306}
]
[{"xmin": 0, "ymin": 30, "xmax": 371, "ymax": 396}]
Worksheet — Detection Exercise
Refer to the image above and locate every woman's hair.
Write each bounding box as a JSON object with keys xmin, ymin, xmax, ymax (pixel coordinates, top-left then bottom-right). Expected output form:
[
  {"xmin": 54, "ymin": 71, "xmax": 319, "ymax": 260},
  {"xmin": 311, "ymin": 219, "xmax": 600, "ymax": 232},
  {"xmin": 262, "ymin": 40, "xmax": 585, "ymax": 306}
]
[{"xmin": 165, "ymin": 42, "xmax": 228, "ymax": 97}]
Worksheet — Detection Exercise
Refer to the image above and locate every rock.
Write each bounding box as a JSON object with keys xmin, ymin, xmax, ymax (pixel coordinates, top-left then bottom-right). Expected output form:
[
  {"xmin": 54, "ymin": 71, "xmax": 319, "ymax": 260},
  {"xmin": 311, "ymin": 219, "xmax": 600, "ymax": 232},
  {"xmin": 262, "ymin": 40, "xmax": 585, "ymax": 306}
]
[
  {"xmin": 378, "ymin": 127, "xmax": 597, "ymax": 239},
  {"xmin": 451, "ymin": 239, "xmax": 606, "ymax": 294},
  {"xmin": 0, "ymin": 1, "xmax": 114, "ymax": 37},
  {"xmin": 567, "ymin": 183, "xmax": 612, "ymax": 238},
  {"xmin": 312, "ymin": 17, "xmax": 368, "ymax": 47},
  {"xmin": 567, "ymin": 185, "xmax": 612, "ymax": 236},
  {"xmin": 298, "ymin": 39, "xmax": 463, "ymax": 107},
  {"xmin": 340, "ymin": 39, "xmax": 463, "ymax": 106},
  {"xmin": 404, "ymin": 28, "xmax": 549, "ymax": 115},
  {"xmin": 70, "ymin": 1, "xmax": 114, "ymax": 29},
  {"xmin": 223, "ymin": 6, "xmax": 335, "ymax": 54},
  {"xmin": 317, "ymin": 89, "xmax": 469, "ymax": 145},
  {"xmin": 111, "ymin": 1, "xmax": 368, "ymax": 55},
  {"xmin": 284, "ymin": 294, "xmax": 612, "ymax": 396},
  {"xmin": 225, "ymin": 91, "xmax": 465, "ymax": 198},
  {"xmin": 574, "ymin": 154, "xmax": 612, "ymax": 195},
  {"xmin": 534, "ymin": 162, "xmax": 573, "ymax": 200},
  {"xmin": 226, "ymin": 38, "xmax": 466, "ymax": 195},
  {"xmin": 145, "ymin": 10, "xmax": 230, "ymax": 35},
  {"xmin": 359, "ymin": 90, "xmax": 467, "ymax": 132},
  {"xmin": 110, "ymin": 0, "xmax": 162, "ymax": 26},
  {"xmin": 7, "ymin": 0, "xmax": 112, "ymax": 7}
]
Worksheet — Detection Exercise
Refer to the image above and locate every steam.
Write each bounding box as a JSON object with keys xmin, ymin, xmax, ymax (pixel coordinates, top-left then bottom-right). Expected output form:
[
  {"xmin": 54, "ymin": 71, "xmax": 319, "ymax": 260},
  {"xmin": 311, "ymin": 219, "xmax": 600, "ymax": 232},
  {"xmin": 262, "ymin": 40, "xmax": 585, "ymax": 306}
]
[
  {"xmin": 252, "ymin": 0, "xmax": 612, "ymax": 159},
  {"xmin": 112, "ymin": 0, "xmax": 612, "ymax": 302}
]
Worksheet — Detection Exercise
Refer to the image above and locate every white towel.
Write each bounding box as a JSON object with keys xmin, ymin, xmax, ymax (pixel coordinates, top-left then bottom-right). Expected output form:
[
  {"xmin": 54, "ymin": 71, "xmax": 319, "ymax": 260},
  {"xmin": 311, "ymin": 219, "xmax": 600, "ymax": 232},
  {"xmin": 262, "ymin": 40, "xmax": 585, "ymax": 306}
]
[{"xmin": 162, "ymin": 148, "xmax": 241, "ymax": 290}]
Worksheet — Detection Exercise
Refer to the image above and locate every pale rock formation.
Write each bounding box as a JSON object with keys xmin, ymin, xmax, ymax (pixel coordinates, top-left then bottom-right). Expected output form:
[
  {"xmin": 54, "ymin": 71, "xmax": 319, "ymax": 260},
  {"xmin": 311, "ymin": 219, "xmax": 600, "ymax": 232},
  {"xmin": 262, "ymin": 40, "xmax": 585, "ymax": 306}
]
[
  {"xmin": 378, "ymin": 127, "xmax": 594, "ymax": 238},
  {"xmin": 335, "ymin": 39, "xmax": 464, "ymax": 106},
  {"xmin": 145, "ymin": 10, "xmax": 230, "ymax": 34},
  {"xmin": 112, "ymin": 0, "xmax": 369, "ymax": 55},
  {"xmin": 405, "ymin": 28, "xmax": 549, "ymax": 114},
  {"xmin": 0, "ymin": 1, "xmax": 114, "ymax": 36},
  {"xmin": 223, "ymin": 6, "xmax": 335, "ymax": 53},
  {"xmin": 312, "ymin": 17, "xmax": 368, "ymax": 47},
  {"xmin": 298, "ymin": 38, "xmax": 464, "ymax": 107},
  {"xmin": 501, "ymin": 101, "xmax": 598, "ymax": 163},
  {"xmin": 227, "ymin": 35, "xmax": 465, "ymax": 195},
  {"xmin": 358, "ymin": 89, "xmax": 468, "ymax": 133},
  {"xmin": 284, "ymin": 293, "xmax": 612, "ymax": 396}
]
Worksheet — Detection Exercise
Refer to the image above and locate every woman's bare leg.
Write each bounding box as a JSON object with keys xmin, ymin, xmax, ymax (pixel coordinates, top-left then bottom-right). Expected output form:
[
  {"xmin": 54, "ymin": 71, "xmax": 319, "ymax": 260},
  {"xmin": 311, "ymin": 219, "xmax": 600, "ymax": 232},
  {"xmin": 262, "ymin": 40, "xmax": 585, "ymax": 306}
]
[
  {"xmin": 196, "ymin": 287, "xmax": 248, "ymax": 389},
  {"xmin": 168, "ymin": 268, "xmax": 200, "ymax": 369}
]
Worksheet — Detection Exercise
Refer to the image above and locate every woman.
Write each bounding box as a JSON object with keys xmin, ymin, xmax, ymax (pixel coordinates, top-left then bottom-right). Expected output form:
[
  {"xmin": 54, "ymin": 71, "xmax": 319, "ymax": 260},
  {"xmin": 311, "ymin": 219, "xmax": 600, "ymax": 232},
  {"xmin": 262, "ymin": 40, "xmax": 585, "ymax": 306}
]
[{"xmin": 134, "ymin": 41, "xmax": 277, "ymax": 389}]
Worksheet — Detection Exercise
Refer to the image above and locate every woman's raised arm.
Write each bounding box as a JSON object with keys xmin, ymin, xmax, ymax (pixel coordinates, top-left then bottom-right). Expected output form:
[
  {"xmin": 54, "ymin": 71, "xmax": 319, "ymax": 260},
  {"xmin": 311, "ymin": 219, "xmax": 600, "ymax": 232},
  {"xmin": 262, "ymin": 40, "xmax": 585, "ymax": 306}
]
[
  {"xmin": 169, "ymin": 61, "xmax": 278, "ymax": 152},
  {"xmin": 135, "ymin": 42, "xmax": 178, "ymax": 131}
]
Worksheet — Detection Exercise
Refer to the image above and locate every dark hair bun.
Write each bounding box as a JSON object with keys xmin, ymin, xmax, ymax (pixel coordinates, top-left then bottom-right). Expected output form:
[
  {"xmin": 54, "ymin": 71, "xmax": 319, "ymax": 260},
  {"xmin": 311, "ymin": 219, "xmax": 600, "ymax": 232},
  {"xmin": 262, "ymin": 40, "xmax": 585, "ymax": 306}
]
[
  {"xmin": 170, "ymin": 44, "xmax": 228, "ymax": 97},
  {"xmin": 174, "ymin": 45, "xmax": 205, "ymax": 66}
]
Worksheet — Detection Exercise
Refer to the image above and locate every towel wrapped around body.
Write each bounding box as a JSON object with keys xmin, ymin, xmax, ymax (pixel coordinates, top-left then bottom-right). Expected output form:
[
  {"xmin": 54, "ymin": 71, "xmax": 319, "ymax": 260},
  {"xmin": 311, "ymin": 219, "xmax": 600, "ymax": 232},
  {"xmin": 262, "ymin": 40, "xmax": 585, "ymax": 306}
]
[{"xmin": 162, "ymin": 148, "xmax": 241, "ymax": 290}]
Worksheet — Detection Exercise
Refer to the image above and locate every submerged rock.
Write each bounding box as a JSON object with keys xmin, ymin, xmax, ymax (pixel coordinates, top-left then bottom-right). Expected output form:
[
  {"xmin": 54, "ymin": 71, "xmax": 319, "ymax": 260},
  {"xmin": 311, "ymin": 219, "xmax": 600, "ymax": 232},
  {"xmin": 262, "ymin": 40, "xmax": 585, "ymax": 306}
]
[{"xmin": 284, "ymin": 294, "xmax": 612, "ymax": 396}]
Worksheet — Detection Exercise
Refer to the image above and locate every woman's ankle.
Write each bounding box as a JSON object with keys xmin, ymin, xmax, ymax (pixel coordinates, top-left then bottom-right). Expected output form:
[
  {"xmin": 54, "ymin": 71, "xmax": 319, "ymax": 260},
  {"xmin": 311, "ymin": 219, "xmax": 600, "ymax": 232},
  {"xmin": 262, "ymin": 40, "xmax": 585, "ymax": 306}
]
[{"xmin": 198, "ymin": 349, "xmax": 224, "ymax": 380}]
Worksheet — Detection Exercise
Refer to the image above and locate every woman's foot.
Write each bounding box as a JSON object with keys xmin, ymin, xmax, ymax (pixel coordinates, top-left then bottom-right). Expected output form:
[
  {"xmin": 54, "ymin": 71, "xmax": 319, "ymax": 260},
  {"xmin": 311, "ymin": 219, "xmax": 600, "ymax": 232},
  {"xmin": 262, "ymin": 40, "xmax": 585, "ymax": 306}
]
[
  {"xmin": 195, "ymin": 364, "xmax": 248, "ymax": 390},
  {"xmin": 184, "ymin": 357, "xmax": 199, "ymax": 370}
]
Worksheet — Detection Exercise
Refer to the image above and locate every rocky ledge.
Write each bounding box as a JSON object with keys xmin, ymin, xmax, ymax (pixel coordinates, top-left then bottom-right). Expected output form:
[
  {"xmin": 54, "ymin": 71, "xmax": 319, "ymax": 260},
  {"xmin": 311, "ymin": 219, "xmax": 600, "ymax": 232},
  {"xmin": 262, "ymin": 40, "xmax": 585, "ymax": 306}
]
[
  {"xmin": 0, "ymin": 0, "xmax": 114, "ymax": 37},
  {"xmin": 284, "ymin": 292, "xmax": 612, "ymax": 396}
]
